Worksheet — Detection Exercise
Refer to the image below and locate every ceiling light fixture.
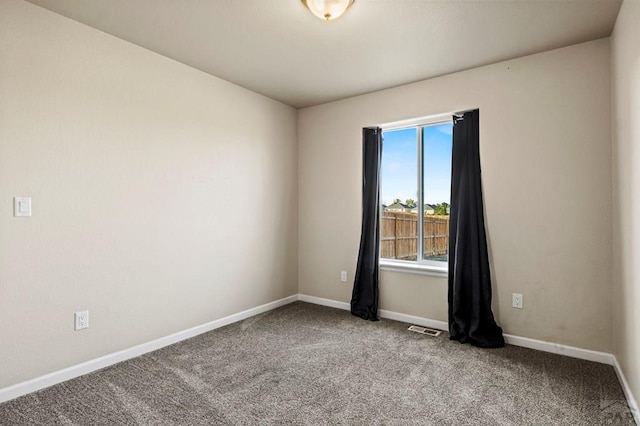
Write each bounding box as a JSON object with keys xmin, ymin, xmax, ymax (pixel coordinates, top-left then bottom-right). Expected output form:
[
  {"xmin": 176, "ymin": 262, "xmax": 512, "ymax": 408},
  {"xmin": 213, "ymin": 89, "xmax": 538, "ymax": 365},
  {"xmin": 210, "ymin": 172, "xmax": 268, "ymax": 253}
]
[{"xmin": 301, "ymin": 0, "xmax": 354, "ymax": 21}]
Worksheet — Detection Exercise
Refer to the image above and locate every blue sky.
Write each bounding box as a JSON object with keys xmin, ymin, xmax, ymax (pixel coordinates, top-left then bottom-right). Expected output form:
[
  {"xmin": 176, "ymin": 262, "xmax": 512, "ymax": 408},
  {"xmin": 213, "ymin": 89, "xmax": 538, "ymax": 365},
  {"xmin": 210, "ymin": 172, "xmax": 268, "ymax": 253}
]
[{"xmin": 380, "ymin": 122, "xmax": 452, "ymax": 206}]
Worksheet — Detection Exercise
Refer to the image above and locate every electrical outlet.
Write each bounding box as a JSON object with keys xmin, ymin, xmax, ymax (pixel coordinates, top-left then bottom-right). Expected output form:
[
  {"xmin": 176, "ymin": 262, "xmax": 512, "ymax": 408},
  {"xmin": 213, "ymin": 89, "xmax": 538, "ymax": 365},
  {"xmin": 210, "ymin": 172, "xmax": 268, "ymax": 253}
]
[
  {"xmin": 75, "ymin": 310, "xmax": 89, "ymax": 331},
  {"xmin": 512, "ymin": 293, "xmax": 523, "ymax": 309},
  {"xmin": 340, "ymin": 271, "xmax": 347, "ymax": 282}
]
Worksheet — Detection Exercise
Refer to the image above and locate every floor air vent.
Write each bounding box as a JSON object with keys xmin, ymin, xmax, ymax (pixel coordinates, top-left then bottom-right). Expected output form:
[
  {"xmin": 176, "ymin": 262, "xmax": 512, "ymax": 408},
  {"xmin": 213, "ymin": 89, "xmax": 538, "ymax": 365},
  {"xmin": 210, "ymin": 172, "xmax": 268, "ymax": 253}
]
[{"xmin": 407, "ymin": 325, "xmax": 441, "ymax": 337}]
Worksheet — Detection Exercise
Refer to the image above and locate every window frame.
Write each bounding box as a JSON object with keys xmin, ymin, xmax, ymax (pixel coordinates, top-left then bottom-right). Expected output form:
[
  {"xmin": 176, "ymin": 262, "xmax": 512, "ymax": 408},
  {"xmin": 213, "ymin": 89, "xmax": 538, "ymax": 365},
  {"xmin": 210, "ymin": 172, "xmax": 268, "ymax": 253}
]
[{"xmin": 378, "ymin": 113, "xmax": 453, "ymax": 277}]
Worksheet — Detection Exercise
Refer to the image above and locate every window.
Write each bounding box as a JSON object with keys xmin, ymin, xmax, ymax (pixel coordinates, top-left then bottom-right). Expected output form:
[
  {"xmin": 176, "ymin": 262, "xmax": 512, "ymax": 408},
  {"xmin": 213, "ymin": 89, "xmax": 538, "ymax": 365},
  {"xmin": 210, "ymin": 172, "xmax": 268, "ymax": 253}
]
[{"xmin": 380, "ymin": 116, "xmax": 453, "ymax": 275}]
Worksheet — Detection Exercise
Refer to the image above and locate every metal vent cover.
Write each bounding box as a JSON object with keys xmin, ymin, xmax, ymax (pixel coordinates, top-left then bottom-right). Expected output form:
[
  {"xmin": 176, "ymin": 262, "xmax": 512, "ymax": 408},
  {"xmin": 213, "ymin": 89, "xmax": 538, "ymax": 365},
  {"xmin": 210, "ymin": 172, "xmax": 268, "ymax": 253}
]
[{"xmin": 407, "ymin": 325, "xmax": 442, "ymax": 337}]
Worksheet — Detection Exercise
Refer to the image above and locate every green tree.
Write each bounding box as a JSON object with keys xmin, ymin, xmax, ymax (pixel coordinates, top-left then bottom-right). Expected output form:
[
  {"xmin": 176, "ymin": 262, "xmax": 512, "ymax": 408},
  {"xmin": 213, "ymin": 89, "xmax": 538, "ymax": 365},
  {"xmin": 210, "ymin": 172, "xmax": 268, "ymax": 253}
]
[
  {"xmin": 405, "ymin": 198, "xmax": 416, "ymax": 207},
  {"xmin": 392, "ymin": 198, "xmax": 402, "ymax": 205},
  {"xmin": 435, "ymin": 202, "xmax": 449, "ymax": 215}
]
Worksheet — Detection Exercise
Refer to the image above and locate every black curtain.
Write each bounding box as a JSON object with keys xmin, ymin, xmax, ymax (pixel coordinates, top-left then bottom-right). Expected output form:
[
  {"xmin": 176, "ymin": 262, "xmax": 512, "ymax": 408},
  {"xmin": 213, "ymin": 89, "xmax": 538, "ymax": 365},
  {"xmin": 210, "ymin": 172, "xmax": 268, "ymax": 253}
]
[
  {"xmin": 448, "ymin": 110, "xmax": 504, "ymax": 348},
  {"xmin": 351, "ymin": 127, "xmax": 382, "ymax": 321}
]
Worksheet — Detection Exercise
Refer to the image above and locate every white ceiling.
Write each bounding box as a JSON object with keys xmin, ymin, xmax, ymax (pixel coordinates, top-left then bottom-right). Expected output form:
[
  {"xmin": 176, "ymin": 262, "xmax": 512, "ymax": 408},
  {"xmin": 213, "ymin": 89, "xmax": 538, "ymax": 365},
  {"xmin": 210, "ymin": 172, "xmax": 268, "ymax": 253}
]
[{"xmin": 26, "ymin": 0, "xmax": 622, "ymax": 108}]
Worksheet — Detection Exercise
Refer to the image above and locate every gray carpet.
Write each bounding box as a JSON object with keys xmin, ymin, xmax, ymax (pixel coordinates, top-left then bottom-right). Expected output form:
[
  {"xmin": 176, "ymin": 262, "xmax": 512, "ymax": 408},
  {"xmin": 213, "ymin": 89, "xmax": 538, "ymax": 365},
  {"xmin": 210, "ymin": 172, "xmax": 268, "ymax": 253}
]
[{"xmin": 0, "ymin": 302, "xmax": 634, "ymax": 425}]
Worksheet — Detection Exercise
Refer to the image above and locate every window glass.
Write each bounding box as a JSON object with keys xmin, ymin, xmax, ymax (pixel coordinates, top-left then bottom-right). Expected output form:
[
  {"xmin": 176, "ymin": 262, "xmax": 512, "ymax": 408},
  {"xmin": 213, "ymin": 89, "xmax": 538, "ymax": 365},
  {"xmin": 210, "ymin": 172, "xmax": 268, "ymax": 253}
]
[
  {"xmin": 380, "ymin": 121, "xmax": 452, "ymax": 265},
  {"xmin": 422, "ymin": 123, "xmax": 453, "ymax": 262},
  {"xmin": 380, "ymin": 128, "xmax": 418, "ymax": 261}
]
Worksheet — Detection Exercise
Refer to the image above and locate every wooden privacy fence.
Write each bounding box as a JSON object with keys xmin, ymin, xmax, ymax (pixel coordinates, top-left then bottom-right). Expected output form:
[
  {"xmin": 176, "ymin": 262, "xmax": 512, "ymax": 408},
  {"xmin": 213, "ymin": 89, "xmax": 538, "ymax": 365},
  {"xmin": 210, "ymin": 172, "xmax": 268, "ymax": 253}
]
[{"xmin": 381, "ymin": 211, "xmax": 449, "ymax": 260}]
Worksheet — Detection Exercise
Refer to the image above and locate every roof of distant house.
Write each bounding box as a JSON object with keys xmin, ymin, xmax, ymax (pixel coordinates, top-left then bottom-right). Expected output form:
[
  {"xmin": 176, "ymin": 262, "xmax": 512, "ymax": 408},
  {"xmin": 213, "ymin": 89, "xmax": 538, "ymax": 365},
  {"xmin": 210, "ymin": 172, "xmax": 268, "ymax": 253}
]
[{"xmin": 386, "ymin": 202, "xmax": 411, "ymax": 210}]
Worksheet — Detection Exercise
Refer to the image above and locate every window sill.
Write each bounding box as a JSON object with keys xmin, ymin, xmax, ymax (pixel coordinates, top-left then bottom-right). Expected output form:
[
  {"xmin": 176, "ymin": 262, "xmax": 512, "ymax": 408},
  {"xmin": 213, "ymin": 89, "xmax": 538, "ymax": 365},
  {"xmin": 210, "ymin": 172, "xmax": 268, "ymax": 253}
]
[{"xmin": 380, "ymin": 259, "xmax": 448, "ymax": 278}]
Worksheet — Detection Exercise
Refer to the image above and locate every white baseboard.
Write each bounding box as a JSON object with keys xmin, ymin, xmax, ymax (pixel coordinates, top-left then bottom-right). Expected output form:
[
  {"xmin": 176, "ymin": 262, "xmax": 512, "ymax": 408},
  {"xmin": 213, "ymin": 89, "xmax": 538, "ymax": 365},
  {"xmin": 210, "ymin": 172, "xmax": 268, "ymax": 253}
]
[
  {"xmin": 297, "ymin": 294, "xmax": 613, "ymax": 363},
  {"xmin": 613, "ymin": 356, "xmax": 640, "ymax": 425},
  {"xmin": 298, "ymin": 294, "xmax": 349, "ymax": 311},
  {"xmin": 297, "ymin": 294, "xmax": 450, "ymax": 330},
  {"xmin": 0, "ymin": 294, "xmax": 298, "ymax": 404},
  {"xmin": 2, "ymin": 292, "xmax": 638, "ymax": 426},
  {"xmin": 501, "ymin": 334, "xmax": 615, "ymax": 365},
  {"xmin": 378, "ymin": 308, "xmax": 449, "ymax": 331}
]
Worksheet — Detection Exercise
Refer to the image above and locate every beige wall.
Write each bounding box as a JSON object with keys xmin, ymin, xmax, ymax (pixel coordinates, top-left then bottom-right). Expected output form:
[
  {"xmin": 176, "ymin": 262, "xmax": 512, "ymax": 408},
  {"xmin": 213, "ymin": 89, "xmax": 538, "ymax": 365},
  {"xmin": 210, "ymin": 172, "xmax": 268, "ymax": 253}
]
[
  {"xmin": 612, "ymin": 0, "xmax": 640, "ymax": 413},
  {"xmin": 298, "ymin": 39, "xmax": 613, "ymax": 352},
  {"xmin": 0, "ymin": 0, "xmax": 298, "ymax": 388}
]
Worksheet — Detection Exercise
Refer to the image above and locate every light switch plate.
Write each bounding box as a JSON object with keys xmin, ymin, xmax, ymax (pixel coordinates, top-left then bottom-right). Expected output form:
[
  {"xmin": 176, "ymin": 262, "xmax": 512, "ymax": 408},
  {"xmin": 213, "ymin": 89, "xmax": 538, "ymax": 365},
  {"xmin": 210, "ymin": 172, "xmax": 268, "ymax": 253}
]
[{"xmin": 14, "ymin": 197, "xmax": 31, "ymax": 217}]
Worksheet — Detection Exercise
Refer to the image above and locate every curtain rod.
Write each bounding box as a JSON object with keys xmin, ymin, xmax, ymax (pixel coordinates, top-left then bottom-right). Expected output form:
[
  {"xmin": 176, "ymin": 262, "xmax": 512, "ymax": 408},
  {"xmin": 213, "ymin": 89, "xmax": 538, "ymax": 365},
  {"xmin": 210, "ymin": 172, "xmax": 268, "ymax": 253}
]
[
  {"xmin": 454, "ymin": 108, "xmax": 477, "ymax": 116},
  {"xmin": 378, "ymin": 108, "xmax": 476, "ymax": 130}
]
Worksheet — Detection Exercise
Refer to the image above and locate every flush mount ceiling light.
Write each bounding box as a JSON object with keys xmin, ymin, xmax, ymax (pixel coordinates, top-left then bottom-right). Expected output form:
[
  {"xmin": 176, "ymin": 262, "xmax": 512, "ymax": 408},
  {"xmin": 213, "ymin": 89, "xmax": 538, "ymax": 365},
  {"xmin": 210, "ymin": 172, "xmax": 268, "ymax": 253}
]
[{"xmin": 301, "ymin": 0, "xmax": 354, "ymax": 21}]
